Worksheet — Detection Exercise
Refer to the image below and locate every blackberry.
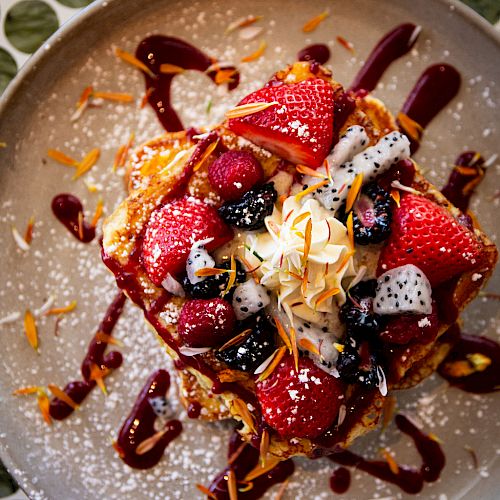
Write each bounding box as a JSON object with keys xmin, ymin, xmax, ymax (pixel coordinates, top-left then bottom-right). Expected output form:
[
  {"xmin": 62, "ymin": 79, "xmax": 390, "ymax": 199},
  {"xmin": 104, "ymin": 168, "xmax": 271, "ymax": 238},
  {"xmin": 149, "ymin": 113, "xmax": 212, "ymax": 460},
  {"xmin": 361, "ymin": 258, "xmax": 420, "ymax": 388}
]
[
  {"xmin": 218, "ymin": 183, "xmax": 277, "ymax": 230},
  {"xmin": 183, "ymin": 259, "xmax": 246, "ymax": 299},
  {"xmin": 338, "ymin": 182, "xmax": 392, "ymax": 245},
  {"xmin": 216, "ymin": 313, "xmax": 276, "ymax": 372},
  {"xmin": 336, "ymin": 339, "xmax": 379, "ymax": 388},
  {"xmin": 339, "ymin": 280, "xmax": 385, "ymax": 337}
]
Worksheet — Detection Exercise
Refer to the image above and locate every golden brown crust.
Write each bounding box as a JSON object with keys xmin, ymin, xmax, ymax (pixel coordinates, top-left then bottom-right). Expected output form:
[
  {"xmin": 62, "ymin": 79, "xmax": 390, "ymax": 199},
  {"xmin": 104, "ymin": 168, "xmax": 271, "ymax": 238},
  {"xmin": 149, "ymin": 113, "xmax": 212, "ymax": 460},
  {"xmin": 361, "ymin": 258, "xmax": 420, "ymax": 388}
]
[{"xmin": 102, "ymin": 64, "xmax": 497, "ymax": 460}]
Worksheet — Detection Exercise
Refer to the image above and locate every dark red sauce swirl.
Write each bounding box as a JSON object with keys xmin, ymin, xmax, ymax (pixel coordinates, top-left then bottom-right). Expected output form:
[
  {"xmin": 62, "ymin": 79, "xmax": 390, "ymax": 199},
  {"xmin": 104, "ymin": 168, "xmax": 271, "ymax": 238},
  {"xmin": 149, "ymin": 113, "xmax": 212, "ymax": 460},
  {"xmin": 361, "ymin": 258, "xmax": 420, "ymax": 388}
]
[
  {"xmin": 115, "ymin": 369, "xmax": 182, "ymax": 469},
  {"xmin": 49, "ymin": 292, "xmax": 125, "ymax": 420},
  {"xmin": 135, "ymin": 35, "xmax": 239, "ymax": 131},
  {"xmin": 51, "ymin": 193, "xmax": 95, "ymax": 243},
  {"xmin": 329, "ymin": 414, "xmax": 445, "ymax": 494}
]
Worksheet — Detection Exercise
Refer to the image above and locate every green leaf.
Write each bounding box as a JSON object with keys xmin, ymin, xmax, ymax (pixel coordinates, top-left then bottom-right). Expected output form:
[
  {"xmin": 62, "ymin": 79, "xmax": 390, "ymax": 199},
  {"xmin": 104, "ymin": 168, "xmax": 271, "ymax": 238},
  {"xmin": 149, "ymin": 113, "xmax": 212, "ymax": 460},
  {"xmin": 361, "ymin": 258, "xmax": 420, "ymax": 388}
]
[
  {"xmin": 0, "ymin": 48, "xmax": 17, "ymax": 93},
  {"xmin": 5, "ymin": 0, "xmax": 59, "ymax": 54},
  {"xmin": 56, "ymin": 0, "xmax": 93, "ymax": 7}
]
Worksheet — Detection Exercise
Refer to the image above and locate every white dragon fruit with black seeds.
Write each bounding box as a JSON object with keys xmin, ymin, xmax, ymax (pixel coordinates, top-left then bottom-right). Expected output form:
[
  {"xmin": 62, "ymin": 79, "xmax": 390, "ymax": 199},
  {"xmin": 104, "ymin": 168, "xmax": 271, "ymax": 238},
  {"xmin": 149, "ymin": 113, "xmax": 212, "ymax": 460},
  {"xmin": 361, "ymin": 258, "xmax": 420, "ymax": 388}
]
[
  {"xmin": 303, "ymin": 126, "xmax": 368, "ymax": 188},
  {"xmin": 295, "ymin": 319, "xmax": 340, "ymax": 375},
  {"xmin": 373, "ymin": 264, "xmax": 432, "ymax": 315},
  {"xmin": 309, "ymin": 131, "xmax": 410, "ymax": 213},
  {"xmin": 186, "ymin": 242, "xmax": 215, "ymax": 284},
  {"xmin": 149, "ymin": 396, "xmax": 172, "ymax": 419},
  {"xmin": 329, "ymin": 125, "xmax": 369, "ymax": 167},
  {"xmin": 232, "ymin": 279, "xmax": 270, "ymax": 320}
]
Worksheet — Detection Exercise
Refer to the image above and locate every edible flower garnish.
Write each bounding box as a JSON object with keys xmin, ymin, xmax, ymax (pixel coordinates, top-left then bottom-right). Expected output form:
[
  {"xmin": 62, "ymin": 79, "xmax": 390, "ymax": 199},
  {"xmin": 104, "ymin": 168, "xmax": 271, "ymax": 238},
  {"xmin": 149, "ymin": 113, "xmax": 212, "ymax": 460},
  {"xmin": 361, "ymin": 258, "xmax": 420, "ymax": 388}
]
[
  {"xmin": 193, "ymin": 138, "xmax": 219, "ymax": 172},
  {"xmin": 259, "ymin": 429, "xmax": 269, "ymax": 466},
  {"xmin": 114, "ymin": 47, "xmax": 156, "ymax": 78},
  {"xmin": 241, "ymin": 40, "xmax": 267, "ymax": 63},
  {"xmin": 23, "ymin": 309, "xmax": 38, "ymax": 351},
  {"xmin": 244, "ymin": 456, "xmax": 281, "ymax": 481},
  {"xmin": 196, "ymin": 484, "xmax": 217, "ymax": 500},
  {"xmin": 113, "ymin": 132, "xmax": 135, "ymax": 171},
  {"xmin": 381, "ymin": 448, "xmax": 399, "ymax": 474},
  {"xmin": 226, "ymin": 101, "xmax": 278, "ymax": 119},
  {"xmin": 136, "ymin": 429, "xmax": 167, "ymax": 455},
  {"xmin": 397, "ymin": 112, "xmax": 423, "ymax": 143},
  {"xmin": 44, "ymin": 300, "xmax": 77, "ymax": 316},
  {"xmin": 225, "ymin": 15, "xmax": 262, "ymax": 35},
  {"xmin": 47, "ymin": 384, "xmax": 79, "ymax": 410},
  {"xmin": 159, "ymin": 63, "xmax": 184, "ymax": 74},
  {"xmin": 336, "ymin": 36, "xmax": 355, "ymax": 53},
  {"xmin": 13, "ymin": 386, "xmax": 52, "ymax": 425},
  {"xmin": 230, "ymin": 398, "xmax": 256, "ymax": 433},
  {"xmin": 89, "ymin": 363, "xmax": 110, "ymax": 395},
  {"xmin": 256, "ymin": 346, "xmax": 287, "ymax": 382},
  {"xmin": 302, "ymin": 11, "xmax": 329, "ymax": 32}
]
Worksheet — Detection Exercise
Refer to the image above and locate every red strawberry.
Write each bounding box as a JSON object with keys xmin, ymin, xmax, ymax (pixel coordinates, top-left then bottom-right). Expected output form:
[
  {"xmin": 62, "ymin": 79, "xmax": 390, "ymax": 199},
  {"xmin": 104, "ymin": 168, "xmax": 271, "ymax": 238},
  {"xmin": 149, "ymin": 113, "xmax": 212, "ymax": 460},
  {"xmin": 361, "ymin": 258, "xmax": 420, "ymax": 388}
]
[
  {"xmin": 256, "ymin": 355, "xmax": 344, "ymax": 439},
  {"xmin": 208, "ymin": 150, "xmax": 264, "ymax": 201},
  {"xmin": 380, "ymin": 301, "xmax": 439, "ymax": 345},
  {"xmin": 377, "ymin": 194, "xmax": 484, "ymax": 286},
  {"xmin": 227, "ymin": 78, "xmax": 334, "ymax": 168},
  {"xmin": 178, "ymin": 298, "xmax": 236, "ymax": 347},
  {"xmin": 142, "ymin": 197, "xmax": 233, "ymax": 285}
]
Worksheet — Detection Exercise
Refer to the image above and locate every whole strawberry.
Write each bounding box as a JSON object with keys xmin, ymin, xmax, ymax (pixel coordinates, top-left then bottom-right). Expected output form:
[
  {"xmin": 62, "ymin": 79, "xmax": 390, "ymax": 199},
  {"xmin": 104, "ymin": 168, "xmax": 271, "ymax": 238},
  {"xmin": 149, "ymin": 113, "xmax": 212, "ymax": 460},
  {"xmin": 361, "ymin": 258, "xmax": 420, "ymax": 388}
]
[
  {"xmin": 178, "ymin": 298, "xmax": 236, "ymax": 347},
  {"xmin": 377, "ymin": 194, "xmax": 484, "ymax": 286},
  {"xmin": 208, "ymin": 150, "xmax": 264, "ymax": 201},
  {"xmin": 142, "ymin": 197, "xmax": 233, "ymax": 286},
  {"xmin": 227, "ymin": 78, "xmax": 334, "ymax": 168},
  {"xmin": 256, "ymin": 355, "xmax": 344, "ymax": 439}
]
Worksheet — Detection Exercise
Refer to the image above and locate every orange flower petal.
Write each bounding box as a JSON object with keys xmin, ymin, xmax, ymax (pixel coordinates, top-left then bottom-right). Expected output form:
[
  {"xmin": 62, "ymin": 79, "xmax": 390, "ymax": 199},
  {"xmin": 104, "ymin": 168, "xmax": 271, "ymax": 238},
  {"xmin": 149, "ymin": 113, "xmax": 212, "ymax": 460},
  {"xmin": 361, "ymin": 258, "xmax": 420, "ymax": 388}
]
[
  {"xmin": 273, "ymin": 316, "xmax": 292, "ymax": 352},
  {"xmin": 92, "ymin": 91, "xmax": 134, "ymax": 103},
  {"xmin": 256, "ymin": 346, "xmax": 287, "ymax": 382},
  {"xmin": 244, "ymin": 456, "xmax": 281, "ymax": 481},
  {"xmin": 218, "ymin": 329, "xmax": 252, "ymax": 352},
  {"xmin": 223, "ymin": 255, "xmax": 237, "ymax": 297},
  {"xmin": 296, "ymin": 164, "xmax": 327, "ymax": 179},
  {"xmin": 194, "ymin": 267, "xmax": 230, "ymax": 277},
  {"xmin": 241, "ymin": 40, "xmax": 267, "ymax": 63},
  {"xmin": 226, "ymin": 101, "xmax": 278, "ymax": 119},
  {"xmin": 336, "ymin": 36, "xmax": 355, "ymax": 54},
  {"xmin": 289, "ymin": 326, "xmax": 298, "ymax": 371},
  {"xmin": 114, "ymin": 47, "xmax": 156, "ymax": 79},
  {"xmin": 159, "ymin": 63, "xmax": 185, "ymax": 74},
  {"xmin": 196, "ymin": 484, "xmax": 217, "ymax": 500},
  {"xmin": 397, "ymin": 112, "xmax": 423, "ymax": 143},
  {"xmin": 303, "ymin": 219, "xmax": 313, "ymax": 263},
  {"xmin": 47, "ymin": 149, "xmax": 78, "ymax": 166},
  {"xmin": 346, "ymin": 173, "xmax": 364, "ymax": 213},
  {"xmin": 73, "ymin": 148, "xmax": 100, "ymax": 179},
  {"xmin": 390, "ymin": 189, "xmax": 401, "ymax": 207},
  {"xmin": 24, "ymin": 309, "xmax": 38, "ymax": 351},
  {"xmin": 302, "ymin": 11, "xmax": 329, "ymax": 33},
  {"xmin": 91, "ymin": 198, "xmax": 104, "ymax": 228},
  {"xmin": 12, "ymin": 386, "xmax": 41, "ymax": 395},
  {"xmin": 298, "ymin": 338, "xmax": 320, "ymax": 357},
  {"xmin": 193, "ymin": 138, "xmax": 219, "ymax": 172},
  {"xmin": 295, "ymin": 179, "xmax": 329, "ymax": 201},
  {"xmin": 48, "ymin": 383, "xmax": 79, "ymax": 410},
  {"xmin": 24, "ymin": 216, "xmax": 35, "ymax": 244},
  {"xmin": 37, "ymin": 390, "xmax": 52, "ymax": 425},
  {"xmin": 45, "ymin": 300, "xmax": 77, "ymax": 316},
  {"xmin": 136, "ymin": 429, "xmax": 167, "ymax": 455},
  {"xmin": 315, "ymin": 287, "xmax": 341, "ymax": 308}
]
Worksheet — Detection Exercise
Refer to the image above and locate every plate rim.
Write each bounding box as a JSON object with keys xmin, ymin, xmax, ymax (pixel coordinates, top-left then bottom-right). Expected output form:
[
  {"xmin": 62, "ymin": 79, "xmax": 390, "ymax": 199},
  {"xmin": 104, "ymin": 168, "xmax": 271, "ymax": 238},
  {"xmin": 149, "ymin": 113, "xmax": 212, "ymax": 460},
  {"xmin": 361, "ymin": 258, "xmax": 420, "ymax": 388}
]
[{"xmin": 0, "ymin": 0, "xmax": 498, "ymax": 497}]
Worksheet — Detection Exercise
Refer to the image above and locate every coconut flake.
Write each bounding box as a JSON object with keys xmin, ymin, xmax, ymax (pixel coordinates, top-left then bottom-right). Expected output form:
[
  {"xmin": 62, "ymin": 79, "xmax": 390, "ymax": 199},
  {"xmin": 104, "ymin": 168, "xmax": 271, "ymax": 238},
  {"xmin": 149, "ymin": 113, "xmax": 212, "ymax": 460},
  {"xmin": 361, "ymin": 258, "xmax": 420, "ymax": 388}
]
[
  {"xmin": 377, "ymin": 366, "xmax": 388, "ymax": 396},
  {"xmin": 0, "ymin": 311, "xmax": 21, "ymax": 325},
  {"xmin": 11, "ymin": 227, "xmax": 30, "ymax": 250},
  {"xmin": 178, "ymin": 346, "xmax": 212, "ymax": 356},
  {"xmin": 161, "ymin": 274, "xmax": 186, "ymax": 297},
  {"xmin": 34, "ymin": 294, "xmax": 56, "ymax": 316}
]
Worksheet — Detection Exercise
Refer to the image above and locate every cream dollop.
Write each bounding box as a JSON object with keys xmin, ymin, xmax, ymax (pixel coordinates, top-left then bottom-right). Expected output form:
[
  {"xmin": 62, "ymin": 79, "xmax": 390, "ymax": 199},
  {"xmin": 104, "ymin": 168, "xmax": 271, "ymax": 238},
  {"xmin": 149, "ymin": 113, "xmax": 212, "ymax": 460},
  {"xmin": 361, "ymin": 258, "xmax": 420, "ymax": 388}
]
[{"xmin": 245, "ymin": 196, "xmax": 356, "ymax": 323}]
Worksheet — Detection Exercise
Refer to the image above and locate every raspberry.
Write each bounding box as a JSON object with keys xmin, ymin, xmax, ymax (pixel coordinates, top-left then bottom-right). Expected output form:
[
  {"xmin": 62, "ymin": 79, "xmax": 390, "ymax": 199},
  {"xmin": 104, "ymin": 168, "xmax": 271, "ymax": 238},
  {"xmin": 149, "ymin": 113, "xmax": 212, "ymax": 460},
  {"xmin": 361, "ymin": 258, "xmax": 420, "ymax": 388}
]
[
  {"xmin": 178, "ymin": 298, "xmax": 236, "ymax": 348},
  {"xmin": 208, "ymin": 150, "xmax": 264, "ymax": 201},
  {"xmin": 256, "ymin": 355, "xmax": 344, "ymax": 439}
]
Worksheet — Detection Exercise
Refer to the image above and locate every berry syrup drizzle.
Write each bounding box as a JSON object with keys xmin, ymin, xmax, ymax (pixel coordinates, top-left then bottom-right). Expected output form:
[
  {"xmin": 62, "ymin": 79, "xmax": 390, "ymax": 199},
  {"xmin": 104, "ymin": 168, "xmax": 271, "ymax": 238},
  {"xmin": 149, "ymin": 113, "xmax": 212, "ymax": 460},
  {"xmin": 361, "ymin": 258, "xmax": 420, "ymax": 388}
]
[
  {"xmin": 297, "ymin": 44, "xmax": 330, "ymax": 65},
  {"xmin": 349, "ymin": 23, "xmax": 421, "ymax": 93},
  {"xmin": 329, "ymin": 414, "xmax": 445, "ymax": 495},
  {"xmin": 399, "ymin": 64, "xmax": 461, "ymax": 153},
  {"xmin": 115, "ymin": 369, "xmax": 182, "ymax": 469},
  {"xmin": 208, "ymin": 431, "xmax": 294, "ymax": 499},
  {"xmin": 438, "ymin": 325, "xmax": 500, "ymax": 394},
  {"xmin": 49, "ymin": 292, "xmax": 125, "ymax": 419},
  {"xmin": 135, "ymin": 35, "xmax": 240, "ymax": 132},
  {"xmin": 441, "ymin": 151, "xmax": 486, "ymax": 211},
  {"xmin": 51, "ymin": 193, "xmax": 95, "ymax": 243}
]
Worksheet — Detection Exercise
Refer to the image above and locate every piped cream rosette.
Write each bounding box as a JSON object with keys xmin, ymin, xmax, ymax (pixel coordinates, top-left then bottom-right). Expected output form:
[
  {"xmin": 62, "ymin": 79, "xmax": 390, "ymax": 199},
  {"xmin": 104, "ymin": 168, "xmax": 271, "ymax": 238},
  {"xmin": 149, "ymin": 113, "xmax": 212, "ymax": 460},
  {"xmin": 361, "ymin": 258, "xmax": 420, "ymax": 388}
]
[{"xmin": 245, "ymin": 195, "xmax": 356, "ymax": 325}]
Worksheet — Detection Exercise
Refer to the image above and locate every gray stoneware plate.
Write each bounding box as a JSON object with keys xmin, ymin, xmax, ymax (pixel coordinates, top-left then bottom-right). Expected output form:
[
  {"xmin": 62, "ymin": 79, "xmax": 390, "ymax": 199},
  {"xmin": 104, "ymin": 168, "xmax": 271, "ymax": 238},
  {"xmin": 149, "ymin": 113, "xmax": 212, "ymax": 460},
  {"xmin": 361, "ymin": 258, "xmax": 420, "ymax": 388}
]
[{"xmin": 0, "ymin": 0, "xmax": 498, "ymax": 498}]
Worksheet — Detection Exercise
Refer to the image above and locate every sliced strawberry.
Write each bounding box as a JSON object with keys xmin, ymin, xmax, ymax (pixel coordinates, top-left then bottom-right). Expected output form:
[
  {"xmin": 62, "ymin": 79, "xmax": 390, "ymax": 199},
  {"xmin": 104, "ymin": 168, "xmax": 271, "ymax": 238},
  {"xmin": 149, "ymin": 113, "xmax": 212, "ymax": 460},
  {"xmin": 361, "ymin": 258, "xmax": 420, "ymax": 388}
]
[
  {"xmin": 142, "ymin": 197, "xmax": 233, "ymax": 286},
  {"xmin": 377, "ymin": 194, "xmax": 484, "ymax": 286},
  {"xmin": 227, "ymin": 78, "xmax": 334, "ymax": 168},
  {"xmin": 256, "ymin": 355, "xmax": 344, "ymax": 439}
]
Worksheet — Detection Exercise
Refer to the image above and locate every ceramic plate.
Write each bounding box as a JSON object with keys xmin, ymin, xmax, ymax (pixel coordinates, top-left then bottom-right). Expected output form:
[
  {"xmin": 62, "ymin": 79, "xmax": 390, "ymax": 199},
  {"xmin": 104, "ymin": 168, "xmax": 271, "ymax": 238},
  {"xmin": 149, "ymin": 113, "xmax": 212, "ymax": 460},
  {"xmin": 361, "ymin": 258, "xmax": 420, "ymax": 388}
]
[{"xmin": 0, "ymin": 0, "xmax": 498, "ymax": 498}]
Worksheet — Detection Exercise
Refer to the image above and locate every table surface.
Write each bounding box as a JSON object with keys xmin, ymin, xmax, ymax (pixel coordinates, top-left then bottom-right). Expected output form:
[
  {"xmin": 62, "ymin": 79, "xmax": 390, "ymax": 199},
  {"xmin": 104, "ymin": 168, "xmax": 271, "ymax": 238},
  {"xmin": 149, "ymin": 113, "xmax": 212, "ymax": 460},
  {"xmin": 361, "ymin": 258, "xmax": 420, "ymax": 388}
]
[{"xmin": 0, "ymin": 0, "xmax": 498, "ymax": 498}]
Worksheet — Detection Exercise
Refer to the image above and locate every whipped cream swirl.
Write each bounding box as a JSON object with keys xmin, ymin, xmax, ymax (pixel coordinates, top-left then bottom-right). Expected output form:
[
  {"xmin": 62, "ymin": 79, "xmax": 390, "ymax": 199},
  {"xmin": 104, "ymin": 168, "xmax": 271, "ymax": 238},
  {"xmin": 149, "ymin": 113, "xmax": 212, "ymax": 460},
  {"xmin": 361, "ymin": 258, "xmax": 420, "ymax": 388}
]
[{"xmin": 245, "ymin": 196, "xmax": 356, "ymax": 324}]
